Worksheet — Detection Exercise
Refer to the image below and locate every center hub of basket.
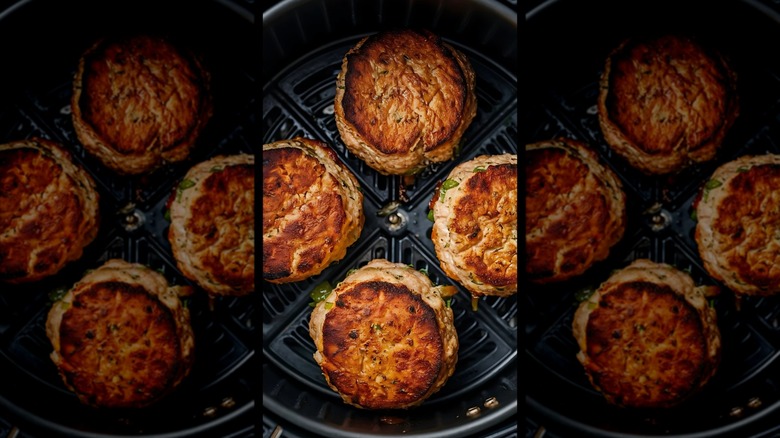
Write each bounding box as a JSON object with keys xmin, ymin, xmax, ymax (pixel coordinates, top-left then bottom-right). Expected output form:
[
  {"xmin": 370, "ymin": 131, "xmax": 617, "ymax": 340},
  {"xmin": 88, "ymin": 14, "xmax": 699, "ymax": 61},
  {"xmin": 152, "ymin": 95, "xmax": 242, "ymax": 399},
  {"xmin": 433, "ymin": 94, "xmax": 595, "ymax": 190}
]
[{"xmin": 377, "ymin": 201, "xmax": 409, "ymax": 236}]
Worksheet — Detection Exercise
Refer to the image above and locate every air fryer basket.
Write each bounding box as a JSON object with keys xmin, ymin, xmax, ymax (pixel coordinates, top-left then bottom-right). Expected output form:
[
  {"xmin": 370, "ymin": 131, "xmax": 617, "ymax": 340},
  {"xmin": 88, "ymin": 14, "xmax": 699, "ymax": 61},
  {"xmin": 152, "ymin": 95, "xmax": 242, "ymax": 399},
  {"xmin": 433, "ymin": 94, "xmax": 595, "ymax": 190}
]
[
  {"xmin": 526, "ymin": 0, "xmax": 780, "ymax": 437},
  {"xmin": 262, "ymin": 1, "xmax": 517, "ymax": 437},
  {"xmin": 0, "ymin": 1, "xmax": 257, "ymax": 437}
]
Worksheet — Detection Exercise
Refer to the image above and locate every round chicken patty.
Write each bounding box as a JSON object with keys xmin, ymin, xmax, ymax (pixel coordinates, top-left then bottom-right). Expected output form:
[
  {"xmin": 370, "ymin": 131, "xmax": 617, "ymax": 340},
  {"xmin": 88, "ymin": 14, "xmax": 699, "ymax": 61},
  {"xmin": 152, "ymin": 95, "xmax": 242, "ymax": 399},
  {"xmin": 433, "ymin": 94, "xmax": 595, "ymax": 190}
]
[
  {"xmin": 695, "ymin": 154, "xmax": 780, "ymax": 297},
  {"xmin": 263, "ymin": 137, "xmax": 364, "ymax": 284},
  {"xmin": 0, "ymin": 138, "xmax": 99, "ymax": 284},
  {"xmin": 46, "ymin": 259, "xmax": 195, "ymax": 409},
  {"xmin": 598, "ymin": 34, "xmax": 739, "ymax": 175},
  {"xmin": 308, "ymin": 259, "xmax": 458, "ymax": 409},
  {"xmin": 526, "ymin": 138, "xmax": 626, "ymax": 284},
  {"xmin": 573, "ymin": 259, "xmax": 721, "ymax": 408},
  {"xmin": 168, "ymin": 153, "xmax": 254, "ymax": 296},
  {"xmin": 430, "ymin": 154, "xmax": 517, "ymax": 297},
  {"xmin": 72, "ymin": 34, "xmax": 212, "ymax": 175},
  {"xmin": 334, "ymin": 28, "xmax": 477, "ymax": 175}
]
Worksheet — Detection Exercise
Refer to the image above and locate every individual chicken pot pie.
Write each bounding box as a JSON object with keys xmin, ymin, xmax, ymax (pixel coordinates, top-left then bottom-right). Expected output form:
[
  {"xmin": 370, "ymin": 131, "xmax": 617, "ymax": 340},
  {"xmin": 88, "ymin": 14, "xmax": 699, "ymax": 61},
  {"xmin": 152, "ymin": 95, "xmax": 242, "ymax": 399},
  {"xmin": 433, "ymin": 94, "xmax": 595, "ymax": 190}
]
[
  {"xmin": 308, "ymin": 259, "xmax": 458, "ymax": 409},
  {"xmin": 72, "ymin": 34, "xmax": 212, "ymax": 175},
  {"xmin": 429, "ymin": 153, "xmax": 517, "ymax": 298},
  {"xmin": 334, "ymin": 28, "xmax": 477, "ymax": 175},
  {"xmin": 526, "ymin": 138, "xmax": 626, "ymax": 284},
  {"xmin": 695, "ymin": 154, "xmax": 780, "ymax": 297},
  {"xmin": 168, "ymin": 153, "xmax": 254, "ymax": 296},
  {"xmin": 263, "ymin": 137, "xmax": 364, "ymax": 284},
  {"xmin": 598, "ymin": 34, "xmax": 739, "ymax": 175},
  {"xmin": 46, "ymin": 259, "xmax": 195, "ymax": 408},
  {"xmin": 573, "ymin": 259, "xmax": 721, "ymax": 408},
  {"xmin": 0, "ymin": 138, "xmax": 99, "ymax": 283}
]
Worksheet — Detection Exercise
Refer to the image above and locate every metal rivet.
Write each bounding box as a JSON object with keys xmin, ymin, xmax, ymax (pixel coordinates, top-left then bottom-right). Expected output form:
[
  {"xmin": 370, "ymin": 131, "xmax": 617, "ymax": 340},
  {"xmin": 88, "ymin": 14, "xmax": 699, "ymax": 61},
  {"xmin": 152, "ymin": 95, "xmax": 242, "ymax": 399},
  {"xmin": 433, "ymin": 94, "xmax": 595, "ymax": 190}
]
[
  {"xmin": 747, "ymin": 397, "xmax": 762, "ymax": 409},
  {"xmin": 466, "ymin": 406, "xmax": 481, "ymax": 417},
  {"xmin": 203, "ymin": 406, "xmax": 217, "ymax": 417},
  {"xmin": 484, "ymin": 397, "xmax": 499, "ymax": 409},
  {"xmin": 220, "ymin": 397, "xmax": 236, "ymax": 409},
  {"xmin": 729, "ymin": 406, "xmax": 743, "ymax": 417}
]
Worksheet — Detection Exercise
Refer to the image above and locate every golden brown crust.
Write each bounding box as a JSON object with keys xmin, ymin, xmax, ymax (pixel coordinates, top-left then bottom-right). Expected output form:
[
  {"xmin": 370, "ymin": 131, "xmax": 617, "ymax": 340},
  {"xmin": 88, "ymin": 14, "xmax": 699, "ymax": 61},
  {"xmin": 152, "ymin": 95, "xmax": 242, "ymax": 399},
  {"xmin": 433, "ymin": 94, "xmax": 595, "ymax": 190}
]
[
  {"xmin": 598, "ymin": 34, "xmax": 738, "ymax": 175},
  {"xmin": 309, "ymin": 259, "xmax": 458, "ymax": 409},
  {"xmin": 695, "ymin": 154, "xmax": 780, "ymax": 296},
  {"xmin": 320, "ymin": 281, "xmax": 442, "ymax": 409},
  {"xmin": 525, "ymin": 138, "xmax": 626, "ymax": 284},
  {"xmin": 431, "ymin": 154, "xmax": 517, "ymax": 297},
  {"xmin": 584, "ymin": 282, "xmax": 707, "ymax": 408},
  {"xmin": 573, "ymin": 259, "xmax": 721, "ymax": 408},
  {"xmin": 72, "ymin": 34, "xmax": 212, "ymax": 175},
  {"xmin": 0, "ymin": 138, "xmax": 99, "ymax": 283},
  {"xmin": 58, "ymin": 282, "xmax": 181, "ymax": 408},
  {"xmin": 334, "ymin": 29, "xmax": 477, "ymax": 175},
  {"xmin": 46, "ymin": 259, "xmax": 194, "ymax": 409},
  {"xmin": 168, "ymin": 154, "xmax": 254, "ymax": 296},
  {"xmin": 262, "ymin": 137, "xmax": 364, "ymax": 284}
]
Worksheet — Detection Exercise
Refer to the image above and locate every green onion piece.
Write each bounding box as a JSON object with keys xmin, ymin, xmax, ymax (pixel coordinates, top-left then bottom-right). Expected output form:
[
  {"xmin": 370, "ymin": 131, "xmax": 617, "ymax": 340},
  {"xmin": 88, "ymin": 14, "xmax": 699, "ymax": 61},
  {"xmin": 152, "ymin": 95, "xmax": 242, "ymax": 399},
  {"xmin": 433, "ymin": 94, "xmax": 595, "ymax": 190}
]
[
  {"xmin": 309, "ymin": 280, "xmax": 333, "ymax": 303},
  {"xmin": 324, "ymin": 302, "xmax": 334, "ymax": 310},
  {"xmin": 164, "ymin": 208, "xmax": 171, "ymax": 222},
  {"xmin": 427, "ymin": 210, "xmax": 434, "ymax": 222},
  {"xmin": 473, "ymin": 166, "xmax": 486, "ymax": 172},
  {"xmin": 48, "ymin": 286, "xmax": 69, "ymax": 303},
  {"xmin": 574, "ymin": 288, "xmax": 595, "ymax": 302},
  {"xmin": 441, "ymin": 179, "xmax": 459, "ymax": 190},
  {"xmin": 178, "ymin": 179, "xmax": 196, "ymax": 190},
  {"xmin": 704, "ymin": 179, "xmax": 722, "ymax": 190},
  {"xmin": 445, "ymin": 298, "xmax": 452, "ymax": 308}
]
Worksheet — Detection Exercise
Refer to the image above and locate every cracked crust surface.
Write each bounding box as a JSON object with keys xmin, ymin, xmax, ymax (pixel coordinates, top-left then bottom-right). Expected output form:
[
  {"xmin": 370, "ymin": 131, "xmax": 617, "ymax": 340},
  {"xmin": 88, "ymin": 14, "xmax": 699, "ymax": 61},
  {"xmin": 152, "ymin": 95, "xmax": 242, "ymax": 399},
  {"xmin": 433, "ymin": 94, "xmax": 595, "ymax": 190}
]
[
  {"xmin": 72, "ymin": 34, "xmax": 212, "ymax": 175},
  {"xmin": 695, "ymin": 154, "xmax": 780, "ymax": 296},
  {"xmin": 598, "ymin": 34, "xmax": 738, "ymax": 175},
  {"xmin": 572, "ymin": 259, "xmax": 721, "ymax": 408},
  {"xmin": 430, "ymin": 154, "xmax": 517, "ymax": 297},
  {"xmin": 168, "ymin": 154, "xmax": 254, "ymax": 296},
  {"xmin": 263, "ymin": 137, "xmax": 364, "ymax": 284},
  {"xmin": 308, "ymin": 259, "xmax": 458, "ymax": 409},
  {"xmin": 46, "ymin": 259, "xmax": 194, "ymax": 408},
  {"xmin": 0, "ymin": 138, "xmax": 99, "ymax": 283},
  {"xmin": 525, "ymin": 138, "xmax": 626, "ymax": 284},
  {"xmin": 334, "ymin": 29, "xmax": 476, "ymax": 175}
]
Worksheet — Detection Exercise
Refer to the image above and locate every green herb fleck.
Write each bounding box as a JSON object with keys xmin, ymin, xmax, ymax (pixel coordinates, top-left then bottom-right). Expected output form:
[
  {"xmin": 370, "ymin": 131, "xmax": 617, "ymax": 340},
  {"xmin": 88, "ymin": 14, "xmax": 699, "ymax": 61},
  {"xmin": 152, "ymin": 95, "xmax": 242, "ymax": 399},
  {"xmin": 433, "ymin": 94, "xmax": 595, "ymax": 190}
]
[
  {"xmin": 427, "ymin": 210, "xmax": 434, "ymax": 222},
  {"xmin": 473, "ymin": 166, "xmax": 486, "ymax": 172}
]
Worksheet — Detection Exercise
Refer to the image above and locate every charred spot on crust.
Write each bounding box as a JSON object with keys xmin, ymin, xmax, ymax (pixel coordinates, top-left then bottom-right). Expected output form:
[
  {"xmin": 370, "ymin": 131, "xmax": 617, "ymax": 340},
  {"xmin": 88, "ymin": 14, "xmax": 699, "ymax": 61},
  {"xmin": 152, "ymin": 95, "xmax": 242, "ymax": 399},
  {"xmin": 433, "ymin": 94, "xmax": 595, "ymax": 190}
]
[
  {"xmin": 320, "ymin": 280, "xmax": 443, "ymax": 409},
  {"xmin": 58, "ymin": 281, "xmax": 183, "ymax": 408},
  {"xmin": 585, "ymin": 281, "xmax": 708, "ymax": 408},
  {"xmin": 341, "ymin": 29, "xmax": 467, "ymax": 155}
]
